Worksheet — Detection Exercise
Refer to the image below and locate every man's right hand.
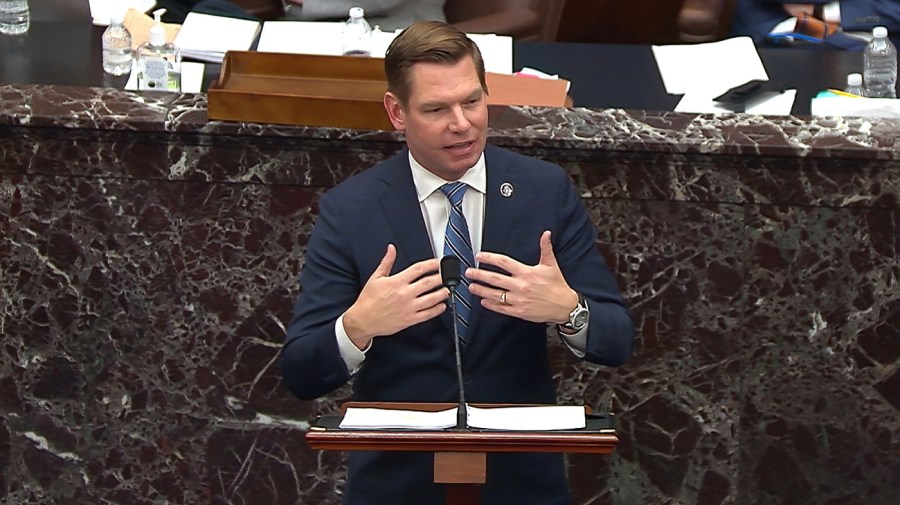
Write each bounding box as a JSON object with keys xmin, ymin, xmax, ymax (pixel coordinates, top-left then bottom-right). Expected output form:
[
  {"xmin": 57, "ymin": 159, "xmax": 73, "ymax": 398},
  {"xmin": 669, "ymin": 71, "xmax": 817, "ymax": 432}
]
[{"xmin": 343, "ymin": 245, "xmax": 449, "ymax": 350}]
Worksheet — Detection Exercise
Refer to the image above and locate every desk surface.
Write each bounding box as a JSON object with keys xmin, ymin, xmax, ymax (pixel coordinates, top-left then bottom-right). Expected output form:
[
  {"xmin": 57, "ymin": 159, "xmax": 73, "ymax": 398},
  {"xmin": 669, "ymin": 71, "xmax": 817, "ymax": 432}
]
[{"xmin": 0, "ymin": 21, "xmax": 866, "ymax": 116}]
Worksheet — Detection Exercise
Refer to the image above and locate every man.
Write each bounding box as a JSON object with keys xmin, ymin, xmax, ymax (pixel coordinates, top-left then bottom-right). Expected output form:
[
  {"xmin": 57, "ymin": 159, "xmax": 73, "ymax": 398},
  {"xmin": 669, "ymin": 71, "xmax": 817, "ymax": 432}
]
[
  {"xmin": 282, "ymin": 0, "xmax": 446, "ymax": 31},
  {"xmin": 280, "ymin": 21, "xmax": 634, "ymax": 505},
  {"xmin": 730, "ymin": 0, "xmax": 900, "ymax": 42}
]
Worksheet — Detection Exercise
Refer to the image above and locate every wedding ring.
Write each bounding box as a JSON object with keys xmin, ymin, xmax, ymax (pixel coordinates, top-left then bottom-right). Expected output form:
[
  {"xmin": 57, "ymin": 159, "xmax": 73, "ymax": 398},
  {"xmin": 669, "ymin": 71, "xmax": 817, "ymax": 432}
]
[{"xmin": 499, "ymin": 291, "xmax": 508, "ymax": 305}]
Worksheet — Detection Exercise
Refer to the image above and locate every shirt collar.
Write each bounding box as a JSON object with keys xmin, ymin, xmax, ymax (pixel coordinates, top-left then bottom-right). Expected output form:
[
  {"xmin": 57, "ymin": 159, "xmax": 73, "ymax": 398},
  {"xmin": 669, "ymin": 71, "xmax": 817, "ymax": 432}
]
[{"xmin": 409, "ymin": 151, "xmax": 486, "ymax": 203}]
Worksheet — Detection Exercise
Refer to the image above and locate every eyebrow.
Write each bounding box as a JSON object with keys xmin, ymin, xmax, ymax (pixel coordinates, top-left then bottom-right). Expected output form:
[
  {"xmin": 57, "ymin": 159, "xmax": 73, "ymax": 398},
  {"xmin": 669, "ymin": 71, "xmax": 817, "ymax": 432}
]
[{"xmin": 420, "ymin": 88, "xmax": 484, "ymax": 109}]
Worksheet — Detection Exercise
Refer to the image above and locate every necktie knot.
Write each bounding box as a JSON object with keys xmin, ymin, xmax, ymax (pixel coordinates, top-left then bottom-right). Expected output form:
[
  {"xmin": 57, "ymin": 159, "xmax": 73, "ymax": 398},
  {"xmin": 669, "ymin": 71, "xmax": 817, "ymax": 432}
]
[{"xmin": 441, "ymin": 182, "xmax": 468, "ymax": 207}]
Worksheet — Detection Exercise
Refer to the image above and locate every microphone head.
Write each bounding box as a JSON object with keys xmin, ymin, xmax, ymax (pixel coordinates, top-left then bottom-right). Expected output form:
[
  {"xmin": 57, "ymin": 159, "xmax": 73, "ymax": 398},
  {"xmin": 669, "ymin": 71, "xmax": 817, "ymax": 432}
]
[{"xmin": 440, "ymin": 255, "xmax": 461, "ymax": 289}]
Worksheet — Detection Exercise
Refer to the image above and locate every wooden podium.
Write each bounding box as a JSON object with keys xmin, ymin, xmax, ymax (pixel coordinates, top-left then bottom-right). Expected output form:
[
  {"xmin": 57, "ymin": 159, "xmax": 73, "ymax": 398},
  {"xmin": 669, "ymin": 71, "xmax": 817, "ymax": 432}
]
[{"xmin": 305, "ymin": 402, "xmax": 618, "ymax": 505}]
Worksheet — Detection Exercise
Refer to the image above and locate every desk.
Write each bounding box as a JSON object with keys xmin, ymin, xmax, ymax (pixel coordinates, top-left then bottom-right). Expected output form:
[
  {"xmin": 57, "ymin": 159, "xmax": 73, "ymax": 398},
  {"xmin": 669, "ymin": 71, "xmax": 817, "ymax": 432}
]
[
  {"xmin": 0, "ymin": 21, "xmax": 867, "ymax": 115},
  {"xmin": 515, "ymin": 41, "xmax": 865, "ymax": 115}
]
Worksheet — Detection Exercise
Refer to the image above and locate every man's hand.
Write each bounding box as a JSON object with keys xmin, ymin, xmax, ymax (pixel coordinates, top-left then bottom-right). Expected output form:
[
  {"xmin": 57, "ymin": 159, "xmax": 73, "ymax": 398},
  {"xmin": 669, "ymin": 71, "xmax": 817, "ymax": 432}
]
[
  {"xmin": 466, "ymin": 231, "xmax": 578, "ymax": 324},
  {"xmin": 783, "ymin": 4, "xmax": 815, "ymax": 18},
  {"xmin": 343, "ymin": 245, "xmax": 449, "ymax": 350}
]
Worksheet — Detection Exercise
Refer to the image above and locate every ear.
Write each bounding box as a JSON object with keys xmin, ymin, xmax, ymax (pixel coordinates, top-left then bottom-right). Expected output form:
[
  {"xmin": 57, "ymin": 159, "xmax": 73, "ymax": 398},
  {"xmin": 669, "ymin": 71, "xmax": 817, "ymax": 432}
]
[{"xmin": 383, "ymin": 91, "xmax": 407, "ymax": 132}]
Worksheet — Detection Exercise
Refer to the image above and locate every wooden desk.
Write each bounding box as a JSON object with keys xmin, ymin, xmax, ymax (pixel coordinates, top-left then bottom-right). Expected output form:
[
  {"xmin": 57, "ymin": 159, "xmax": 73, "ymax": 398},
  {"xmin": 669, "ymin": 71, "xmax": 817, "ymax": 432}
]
[{"xmin": 0, "ymin": 20, "xmax": 871, "ymax": 115}]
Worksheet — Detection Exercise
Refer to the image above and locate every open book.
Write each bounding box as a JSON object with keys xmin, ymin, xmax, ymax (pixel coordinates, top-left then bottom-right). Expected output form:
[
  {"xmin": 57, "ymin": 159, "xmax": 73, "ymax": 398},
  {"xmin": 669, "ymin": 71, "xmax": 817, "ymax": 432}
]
[
  {"xmin": 338, "ymin": 405, "xmax": 589, "ymax": 431},
  {"xmin": 173, "ymin": 12, "xmax": 261, "ymax": 63}
]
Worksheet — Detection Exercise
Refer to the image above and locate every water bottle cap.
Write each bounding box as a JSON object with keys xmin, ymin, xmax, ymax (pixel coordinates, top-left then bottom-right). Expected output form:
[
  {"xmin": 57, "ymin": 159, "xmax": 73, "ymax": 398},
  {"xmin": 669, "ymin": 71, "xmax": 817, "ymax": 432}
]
[
  {"xmin": 847, "ymin": 73, "xmax": 862, "ymax": 86},
  {"xmin": 109, "ymin": 11, "xmax": 126, "ymax": 25},
  {"xmin": 349, "ymin": 7, "xmax": 365, "ymax": 18},
  {"xmin": 872, "ymin": 26, "xmax": 888, "ymax": 39}
]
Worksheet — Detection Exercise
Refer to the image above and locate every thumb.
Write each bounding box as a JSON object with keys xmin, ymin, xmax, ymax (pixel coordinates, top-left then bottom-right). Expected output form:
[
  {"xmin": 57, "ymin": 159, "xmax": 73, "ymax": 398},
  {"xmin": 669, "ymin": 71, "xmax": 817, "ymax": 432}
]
[
  {"xmin": 538, "ymin": 230, "xmax": 557, "ymax": 266},
  {"xmin": 369, "ymin": 244, "xmax": 397, "ymax": 280}
]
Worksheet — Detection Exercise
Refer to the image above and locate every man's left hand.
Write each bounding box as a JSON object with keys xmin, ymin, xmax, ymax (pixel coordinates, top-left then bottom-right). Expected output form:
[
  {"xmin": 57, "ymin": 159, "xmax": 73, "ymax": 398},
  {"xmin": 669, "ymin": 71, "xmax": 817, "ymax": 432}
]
[{"xmin": 466, "ymin": 230, "xmax": 578, "ymax": 324}]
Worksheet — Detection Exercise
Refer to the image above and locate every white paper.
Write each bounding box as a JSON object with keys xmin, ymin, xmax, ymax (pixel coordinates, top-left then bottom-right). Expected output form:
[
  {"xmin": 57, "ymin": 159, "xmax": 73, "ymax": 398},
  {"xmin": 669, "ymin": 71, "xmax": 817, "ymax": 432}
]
[
  {"xmin": 173, "ymin": 12, "xmax": 261, "ymax": 63},
  {"xmin": 124, "ymin": 61, "xmax": 205, "ymax": 93},
  {"xmin": 256, "ymin": 22, "xmax": 514, "ymax": 74},
  {"xmin": 466, "ymin": 405, "xmax": 586, "ymax": 431},
  {"xmin": 811, "ymin": 96, "xmax": 900, "ymax": 118},
  {"xmin": 339, "ymin": 407, "xmax": 457, "ymax": 430},
  {"xmin": 90, "ymin": 0, "xmax": 156, "ymax": 26},
  {"xmin": 652, "ymin": 37, "xmax": 769, "ymax": 96},
  {"xmin": 338, "ymin": 405, "xmax": 586, "ymax": 431},
  {"xmin": 676, "ymin": 89, "xmax": 797, "ymax": 115}
]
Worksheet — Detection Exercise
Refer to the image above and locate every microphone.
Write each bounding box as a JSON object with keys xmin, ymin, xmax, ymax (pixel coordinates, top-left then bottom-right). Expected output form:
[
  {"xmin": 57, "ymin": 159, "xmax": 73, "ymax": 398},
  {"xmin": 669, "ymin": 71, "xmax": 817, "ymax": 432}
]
[{"xmin": 440, "ymin": 255, "xmax": 467, "ymax": 430}]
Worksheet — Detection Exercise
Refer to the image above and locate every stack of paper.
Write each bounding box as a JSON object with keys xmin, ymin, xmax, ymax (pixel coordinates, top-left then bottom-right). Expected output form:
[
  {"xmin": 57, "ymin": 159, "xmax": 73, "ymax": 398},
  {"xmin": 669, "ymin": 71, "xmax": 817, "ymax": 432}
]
[
  {"xmin": 173, "ymin": 12, "xmax": 262, "ymax": 63},
  {"xmin": 338, "ymin": 405, "xmax": 586, "ymax": 431},
  {"xmin": 811, "ymin": 94, "xmax": 900, "ymax": 118}
]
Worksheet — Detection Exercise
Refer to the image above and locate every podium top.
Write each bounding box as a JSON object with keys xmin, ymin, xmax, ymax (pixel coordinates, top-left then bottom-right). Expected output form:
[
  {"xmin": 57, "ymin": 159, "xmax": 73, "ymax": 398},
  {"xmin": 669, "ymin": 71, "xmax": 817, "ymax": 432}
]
[{"xmin": 306, "ymin": 402, "xmax": 618, "ymax": 455}]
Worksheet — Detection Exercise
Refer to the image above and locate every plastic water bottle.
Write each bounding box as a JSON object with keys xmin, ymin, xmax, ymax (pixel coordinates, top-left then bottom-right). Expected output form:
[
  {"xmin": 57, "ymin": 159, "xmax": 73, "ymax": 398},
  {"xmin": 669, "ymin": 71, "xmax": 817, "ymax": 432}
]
[
  {"xmin": 102, "ymin": 12, "xmax": 134, "ymax": 76},
  {"xmin": 863, "ymin": 26, "xmax": 897, "ymax": 98},
  {"xmin": 0, "ymin": 0, "xmax": 30, "ymax": 36},
  {"xmin": 844, "ymin": 73, "xmax": 866, "ymax": 97},
  {"xmin": 342, "ymin": 7, "xmax": 372, "ymax": 56}
]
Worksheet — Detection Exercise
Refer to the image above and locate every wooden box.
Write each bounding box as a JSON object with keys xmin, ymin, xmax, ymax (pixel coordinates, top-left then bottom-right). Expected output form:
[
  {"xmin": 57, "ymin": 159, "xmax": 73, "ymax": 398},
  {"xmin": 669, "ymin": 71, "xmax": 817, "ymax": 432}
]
[{"xmin": 207, "ymin": 51, "xmax": 393, "ymax": 130}]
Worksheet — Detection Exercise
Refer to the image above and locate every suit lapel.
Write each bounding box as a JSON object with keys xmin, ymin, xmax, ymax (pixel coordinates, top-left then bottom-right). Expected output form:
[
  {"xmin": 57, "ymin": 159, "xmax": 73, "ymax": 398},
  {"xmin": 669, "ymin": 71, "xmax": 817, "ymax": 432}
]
[
  {"xmin": 377, "ymin": 151, "xmax": 435, "ymax": 267},
  {"xmin": 467, "ymin": 147, "xmax": 520, "ymax": 342},
  {"xmin": 376, "ymin": 151, "xmax": 456, "ymax": 335},
  {"xmin": 481, "ymin": 147, "xmax": 518, "ymax": 257}
]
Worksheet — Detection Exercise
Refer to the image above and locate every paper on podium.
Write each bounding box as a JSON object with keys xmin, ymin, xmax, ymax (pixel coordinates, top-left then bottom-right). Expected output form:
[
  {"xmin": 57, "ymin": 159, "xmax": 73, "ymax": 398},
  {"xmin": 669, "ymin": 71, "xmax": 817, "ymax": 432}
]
[
  {"xmin": 467, "ymin": 405, "xmax": 586, "ymax": 431},
  {"xmin": 173, "ymin": 12, "xmax": 262, "ymax": 63},
  {"xmin": 652, "ymin": 37, "xmax": 769, "ymax": 96},
  {"xmin": 338, "ymin": 405, "xmax": 586, "ymax": 431},
  {"xmin": 340, "ymin": 407, "xmax": 458, "ymax": 430},
  {"xmin": 256, "ymin": 22, "xmax": 514, "ymax": 74}
]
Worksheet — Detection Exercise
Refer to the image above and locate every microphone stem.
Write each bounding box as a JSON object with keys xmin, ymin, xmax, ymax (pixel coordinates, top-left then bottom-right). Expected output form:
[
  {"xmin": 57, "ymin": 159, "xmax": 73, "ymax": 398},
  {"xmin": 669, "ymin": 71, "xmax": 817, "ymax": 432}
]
[{"xmin": 450, "ymin": 288, "xmax": 467, "ymax": 430}]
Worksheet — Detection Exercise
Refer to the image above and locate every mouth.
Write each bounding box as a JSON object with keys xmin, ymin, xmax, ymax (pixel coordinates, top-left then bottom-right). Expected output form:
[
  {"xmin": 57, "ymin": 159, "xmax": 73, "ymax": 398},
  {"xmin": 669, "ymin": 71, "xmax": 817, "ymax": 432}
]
[{"xmin": 444, "ymin": 140, "xmax": 475, "ymax": 152}]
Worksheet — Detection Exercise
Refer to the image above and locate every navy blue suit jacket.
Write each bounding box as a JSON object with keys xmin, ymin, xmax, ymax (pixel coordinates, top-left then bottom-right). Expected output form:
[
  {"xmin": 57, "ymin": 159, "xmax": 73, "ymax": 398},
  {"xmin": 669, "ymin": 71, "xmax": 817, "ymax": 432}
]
[
  {"xmin": 281, "ymin": 145, "xmax": 634, "ymax": 505},
  {"xmin": 730, "ymin": 0, "xmax": 900, "ymax": 40}
]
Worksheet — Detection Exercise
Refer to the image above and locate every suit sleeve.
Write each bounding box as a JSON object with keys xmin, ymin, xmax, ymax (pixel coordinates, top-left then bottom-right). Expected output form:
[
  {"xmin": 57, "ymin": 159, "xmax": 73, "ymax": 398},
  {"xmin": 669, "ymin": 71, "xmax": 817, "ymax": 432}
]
[
  {"xmin": 839, "ymin": 0, "xmax": 900, "ymax": 31},
  {"xmin": 552, "ymin": 171, "xmax": 634, "ymax": 367},
  {"xmin": 280, "ymin": 190, "xmax": 361, "ymax": 400}
]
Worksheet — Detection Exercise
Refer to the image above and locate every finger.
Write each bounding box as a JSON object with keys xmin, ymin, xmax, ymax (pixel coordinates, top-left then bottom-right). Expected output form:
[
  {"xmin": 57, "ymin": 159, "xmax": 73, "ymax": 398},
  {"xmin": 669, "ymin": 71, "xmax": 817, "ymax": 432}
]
[
  {"xmin": 538, "ymin": 230, "xmax": 557, "ymax": 266},
  {"xmin": 467, "ymin": 270, "xmax": 513, "ymax": 295},
  {"xmin": 369, "ymin": 244, "xmax": 397, "ymax": 280},
  {"xmin": 474, "ymin": 250, "xmax": 524, "ymax": 275},
  {"xmin": 398, "ymin": 257, "xmax": 441, "ymax": 282},
  {"xmin": 416, "ymin": 286, "xmax": 451, "ymax": 311},
  {"xmin": 410, "ymin": 272, "xmax": 448, "ymax": 296}
]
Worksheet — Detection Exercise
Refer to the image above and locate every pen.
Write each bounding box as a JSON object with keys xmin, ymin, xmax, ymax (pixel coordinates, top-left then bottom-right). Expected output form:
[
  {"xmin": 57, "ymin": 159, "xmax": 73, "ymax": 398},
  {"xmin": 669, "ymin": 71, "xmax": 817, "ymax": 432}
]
[{"xmin": 827, "ymin": 89, "xmax": 863, "ymax": 98}]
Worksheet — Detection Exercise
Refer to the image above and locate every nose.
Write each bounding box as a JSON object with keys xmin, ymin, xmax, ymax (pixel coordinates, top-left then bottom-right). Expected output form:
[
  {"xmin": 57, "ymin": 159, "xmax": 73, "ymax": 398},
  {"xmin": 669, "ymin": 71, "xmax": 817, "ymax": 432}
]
[{"xmin": 448, "ymin": 105, "xmax": 471, "ymax": 133}]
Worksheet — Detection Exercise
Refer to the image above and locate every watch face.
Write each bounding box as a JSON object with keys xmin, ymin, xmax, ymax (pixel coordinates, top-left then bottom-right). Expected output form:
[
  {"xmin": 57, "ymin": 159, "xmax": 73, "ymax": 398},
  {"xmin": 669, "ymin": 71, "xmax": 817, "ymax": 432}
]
[{"xmin": 573, "ymin": 311, "xmax": 589, "ymax": 328}]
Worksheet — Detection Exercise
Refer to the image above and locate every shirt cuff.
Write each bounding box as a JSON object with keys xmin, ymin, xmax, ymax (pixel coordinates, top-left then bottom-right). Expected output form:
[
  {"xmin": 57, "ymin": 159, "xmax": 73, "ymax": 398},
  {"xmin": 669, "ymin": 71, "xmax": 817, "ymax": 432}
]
[
  {"xmin": 822, "ymin": 2, "xmax": 841, "ymax": 25},
  {"xmin": 336, "ymin": 313, "xmax": 367, "ymax": 373}
]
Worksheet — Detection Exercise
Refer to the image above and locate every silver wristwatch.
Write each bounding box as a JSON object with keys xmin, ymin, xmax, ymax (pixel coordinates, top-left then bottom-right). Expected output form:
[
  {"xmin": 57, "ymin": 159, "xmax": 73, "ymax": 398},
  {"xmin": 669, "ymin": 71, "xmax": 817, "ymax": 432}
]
[{"xmin": 559, "ymin": 294, "xmax": 589, "ymax": 332}]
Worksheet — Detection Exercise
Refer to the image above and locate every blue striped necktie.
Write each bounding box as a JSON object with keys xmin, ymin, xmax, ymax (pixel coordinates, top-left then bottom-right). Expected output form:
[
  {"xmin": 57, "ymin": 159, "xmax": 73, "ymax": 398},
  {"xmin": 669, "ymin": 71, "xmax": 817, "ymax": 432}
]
[{"xmin": 441, "ymin": 182, "xmax": 476, "ymax": 342}]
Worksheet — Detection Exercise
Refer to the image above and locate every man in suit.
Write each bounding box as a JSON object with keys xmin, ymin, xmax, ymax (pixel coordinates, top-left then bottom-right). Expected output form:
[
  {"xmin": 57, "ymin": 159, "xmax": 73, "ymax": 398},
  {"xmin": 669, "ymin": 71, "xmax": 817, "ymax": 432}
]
[
  {"xmin": 282, "ymin": 0, "xmax": 446, "ymax": 31},
  {"xmin": 280, "ymin": 20, "xmax": 634, "ymax": 505},
  {"xmin": 730, "ymin": 0, "xmax": 900, "ymax": 41}
]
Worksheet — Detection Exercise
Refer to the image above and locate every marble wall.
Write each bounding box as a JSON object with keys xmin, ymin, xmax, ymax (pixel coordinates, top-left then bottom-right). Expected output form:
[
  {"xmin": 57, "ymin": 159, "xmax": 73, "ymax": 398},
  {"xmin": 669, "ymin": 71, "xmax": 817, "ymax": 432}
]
[{"xmin": 1, "ymin": 85, "xmax": 899, "ymax": 504}]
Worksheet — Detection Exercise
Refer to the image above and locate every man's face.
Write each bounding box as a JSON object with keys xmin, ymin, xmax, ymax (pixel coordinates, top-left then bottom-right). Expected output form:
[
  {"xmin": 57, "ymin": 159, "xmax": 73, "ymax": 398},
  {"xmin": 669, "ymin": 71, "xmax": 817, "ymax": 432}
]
[{"xmin": 384, "ymin": 57, "xmax": 488, "ymax": 181}]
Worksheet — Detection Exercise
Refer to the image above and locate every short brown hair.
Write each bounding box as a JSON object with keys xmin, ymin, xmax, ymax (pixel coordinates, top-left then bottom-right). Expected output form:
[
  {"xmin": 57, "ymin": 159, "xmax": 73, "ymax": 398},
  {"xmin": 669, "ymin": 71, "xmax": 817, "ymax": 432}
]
[{"xmin": 384, "ymin": 21, "xmax": 487, "ymax": 105}]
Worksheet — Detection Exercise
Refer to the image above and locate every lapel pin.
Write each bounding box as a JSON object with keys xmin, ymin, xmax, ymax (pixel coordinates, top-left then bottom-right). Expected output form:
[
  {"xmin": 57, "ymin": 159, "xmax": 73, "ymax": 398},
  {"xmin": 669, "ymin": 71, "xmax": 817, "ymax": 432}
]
[{"xmin": 500, "ymin": 182, "xmax": 514, "ymax": 198}]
